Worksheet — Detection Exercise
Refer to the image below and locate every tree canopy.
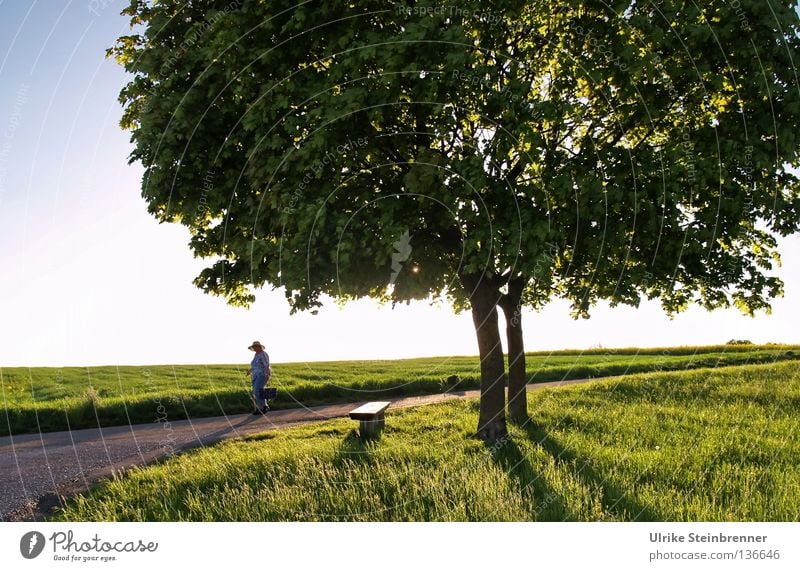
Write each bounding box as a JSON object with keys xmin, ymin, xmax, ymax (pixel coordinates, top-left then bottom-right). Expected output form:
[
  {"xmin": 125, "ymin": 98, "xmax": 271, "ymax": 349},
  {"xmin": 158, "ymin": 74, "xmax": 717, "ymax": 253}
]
[{"xmin": 112, "ymin": 0, "xmax": 800, "ymax": 439}]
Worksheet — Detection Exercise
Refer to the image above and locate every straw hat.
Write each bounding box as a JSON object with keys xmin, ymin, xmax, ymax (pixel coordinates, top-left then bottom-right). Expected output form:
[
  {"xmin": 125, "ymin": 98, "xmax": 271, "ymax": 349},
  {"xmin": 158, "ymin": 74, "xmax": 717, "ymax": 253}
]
[{"xmin": 248, "ymin": 340, "xmax": 265, "ymax": 351}]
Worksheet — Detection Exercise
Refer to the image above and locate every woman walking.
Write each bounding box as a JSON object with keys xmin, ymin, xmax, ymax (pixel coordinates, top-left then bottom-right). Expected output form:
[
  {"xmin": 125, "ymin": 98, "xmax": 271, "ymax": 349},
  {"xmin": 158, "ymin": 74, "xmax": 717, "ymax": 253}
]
[{"xmin": 247, "ymin": 340, "xmax": 270, "ymax": 414}]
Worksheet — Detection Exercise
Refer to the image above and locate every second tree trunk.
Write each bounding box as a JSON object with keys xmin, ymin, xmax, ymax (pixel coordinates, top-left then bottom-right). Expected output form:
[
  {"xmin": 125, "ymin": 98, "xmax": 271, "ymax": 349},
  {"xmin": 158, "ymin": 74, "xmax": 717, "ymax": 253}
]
[{"xmin": 500, "ymin": 276, "xmax": 527, "ymax": 422}]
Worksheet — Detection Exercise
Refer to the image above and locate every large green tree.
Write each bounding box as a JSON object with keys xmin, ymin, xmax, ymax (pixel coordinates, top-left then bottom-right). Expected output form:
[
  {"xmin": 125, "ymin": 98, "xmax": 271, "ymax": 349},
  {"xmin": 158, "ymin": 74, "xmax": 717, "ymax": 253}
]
[{"xmin": 113, "ymin": 0, "xmax": 800, "ymax": 441}]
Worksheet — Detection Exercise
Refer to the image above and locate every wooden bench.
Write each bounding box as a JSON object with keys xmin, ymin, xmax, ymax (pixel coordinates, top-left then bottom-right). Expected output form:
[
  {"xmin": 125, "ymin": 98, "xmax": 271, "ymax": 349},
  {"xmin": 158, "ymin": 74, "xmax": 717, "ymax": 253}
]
[{"xmin": 349, "ymin": 401, "xmax": 391, "ymax": 437}]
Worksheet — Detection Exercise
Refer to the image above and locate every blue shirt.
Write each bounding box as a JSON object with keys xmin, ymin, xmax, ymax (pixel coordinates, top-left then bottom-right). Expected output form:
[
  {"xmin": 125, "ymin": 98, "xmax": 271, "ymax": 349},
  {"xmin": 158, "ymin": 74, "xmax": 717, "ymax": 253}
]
[{"xmin": 251, "ymin": 352, "xmax": 270, "ymax": 378}]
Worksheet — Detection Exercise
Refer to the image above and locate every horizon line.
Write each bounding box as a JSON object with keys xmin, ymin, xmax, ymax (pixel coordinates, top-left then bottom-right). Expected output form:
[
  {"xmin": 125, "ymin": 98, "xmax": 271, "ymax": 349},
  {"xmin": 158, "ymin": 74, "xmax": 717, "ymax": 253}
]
[{"xmin": 2, "ymin": 342, "xmax": 797, "ymax": 369}]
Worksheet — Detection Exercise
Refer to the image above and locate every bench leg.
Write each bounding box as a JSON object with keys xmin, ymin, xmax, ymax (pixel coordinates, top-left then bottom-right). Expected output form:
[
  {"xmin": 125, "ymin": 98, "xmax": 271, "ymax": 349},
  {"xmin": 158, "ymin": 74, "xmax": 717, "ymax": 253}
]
[{"xmin": 359, "ymin": 412, "xmax": 385, "ymax": 437}]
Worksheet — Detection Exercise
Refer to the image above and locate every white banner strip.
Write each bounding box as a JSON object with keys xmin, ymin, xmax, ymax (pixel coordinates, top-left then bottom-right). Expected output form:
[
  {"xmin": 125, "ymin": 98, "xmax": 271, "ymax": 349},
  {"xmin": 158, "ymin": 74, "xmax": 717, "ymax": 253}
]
[{"xmin": 1, "ymin": 522, "xmax": 798, "ymax": 570}]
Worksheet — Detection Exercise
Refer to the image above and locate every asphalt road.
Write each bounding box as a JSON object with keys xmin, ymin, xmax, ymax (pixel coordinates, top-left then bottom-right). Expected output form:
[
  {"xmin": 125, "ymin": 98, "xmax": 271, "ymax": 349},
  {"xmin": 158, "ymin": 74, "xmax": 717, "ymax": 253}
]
[{"xmin": 0, "ymin": 379, "xmax": 590, "ymax": 521}]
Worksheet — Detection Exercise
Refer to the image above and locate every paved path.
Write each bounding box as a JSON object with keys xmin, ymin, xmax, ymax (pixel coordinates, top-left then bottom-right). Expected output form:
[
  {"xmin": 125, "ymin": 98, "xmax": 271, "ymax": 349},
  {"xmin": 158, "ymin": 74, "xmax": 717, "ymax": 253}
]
[{"xmin": 0, "ymin": 378, "xmax": 591, "ymax": 521}]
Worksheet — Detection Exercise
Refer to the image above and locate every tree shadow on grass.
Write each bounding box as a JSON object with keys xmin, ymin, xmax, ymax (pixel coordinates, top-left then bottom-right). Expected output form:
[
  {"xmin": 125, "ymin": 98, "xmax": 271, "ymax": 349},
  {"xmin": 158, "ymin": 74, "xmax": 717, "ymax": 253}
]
[
  {"xmin": 519, "ymin": 419, "xmax": 660, "ymax": 521},
  {"xmin": 488, "ymin": 436, "xmax": 578, "ymax": 521}
]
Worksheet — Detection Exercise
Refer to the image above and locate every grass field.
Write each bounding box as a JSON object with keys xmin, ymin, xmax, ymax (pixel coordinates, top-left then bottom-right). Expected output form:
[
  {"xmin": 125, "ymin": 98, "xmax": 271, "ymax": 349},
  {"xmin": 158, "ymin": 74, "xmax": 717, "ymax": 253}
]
[
  {"xmin": 54, "ymin": 360, "xmax": 800, "ymax": 521},
  {"xmin": 2, "ymin": 344, "xmax": 798, "ymax": 436}
]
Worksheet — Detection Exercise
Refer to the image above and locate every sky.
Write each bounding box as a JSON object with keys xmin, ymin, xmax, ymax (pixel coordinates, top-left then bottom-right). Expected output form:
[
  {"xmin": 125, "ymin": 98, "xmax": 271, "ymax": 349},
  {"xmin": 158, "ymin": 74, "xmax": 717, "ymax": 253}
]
[{"xmin": 0, "ymin": 1, "xmax": 798, "ymax": 368}]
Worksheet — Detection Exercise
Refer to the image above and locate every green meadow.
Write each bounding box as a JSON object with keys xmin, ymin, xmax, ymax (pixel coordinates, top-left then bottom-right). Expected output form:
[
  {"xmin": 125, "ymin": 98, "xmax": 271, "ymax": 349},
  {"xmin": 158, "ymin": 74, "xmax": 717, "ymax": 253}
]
[
  {"xmin": 1, "ymin": 344, "xmax": 798, "ymax": 436},
  {"xmin": 55, "ymin": 360, "xmax": 800, "ymax": 521}
]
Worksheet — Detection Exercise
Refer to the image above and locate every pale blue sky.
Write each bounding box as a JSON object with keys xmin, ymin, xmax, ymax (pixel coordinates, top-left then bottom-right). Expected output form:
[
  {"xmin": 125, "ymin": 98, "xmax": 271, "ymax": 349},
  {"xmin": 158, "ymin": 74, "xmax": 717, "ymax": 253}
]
[{"xmin": 0, "ymin": 1, "xmax": 798, "ymax": 367}]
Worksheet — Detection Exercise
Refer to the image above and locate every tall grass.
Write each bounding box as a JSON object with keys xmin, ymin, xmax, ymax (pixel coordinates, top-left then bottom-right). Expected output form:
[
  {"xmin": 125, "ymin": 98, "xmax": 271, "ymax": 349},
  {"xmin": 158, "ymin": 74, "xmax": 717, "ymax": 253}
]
[
  {"xmin": 2, "ymin": 345, "xmax": 797, "ymax": 436},
  {"xmin": 56, "ymin": 361, "xmax": 800, "ymax": 522}
]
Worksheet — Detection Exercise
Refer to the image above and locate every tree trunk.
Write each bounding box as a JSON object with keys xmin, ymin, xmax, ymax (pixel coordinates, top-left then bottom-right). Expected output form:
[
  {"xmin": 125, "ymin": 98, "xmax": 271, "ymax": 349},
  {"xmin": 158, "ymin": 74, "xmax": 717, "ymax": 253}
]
[
  {"xmin": 461, "ymin": 272, "xmax": 507, "ymax": 442},
  {"xmin": 500, "ymin": 276, "xmax": 527, "ymax": 422}
]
